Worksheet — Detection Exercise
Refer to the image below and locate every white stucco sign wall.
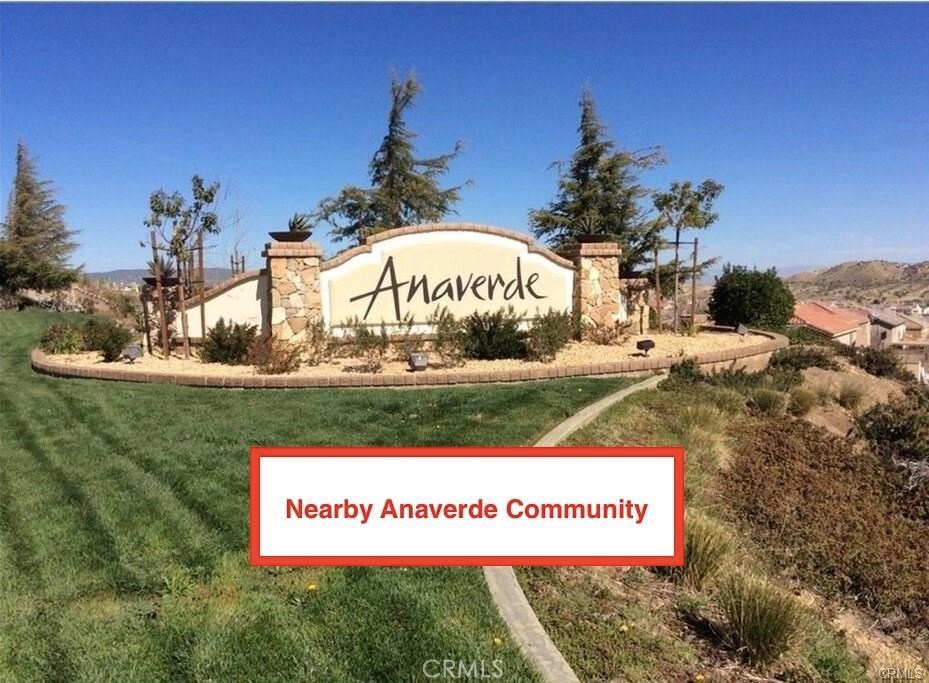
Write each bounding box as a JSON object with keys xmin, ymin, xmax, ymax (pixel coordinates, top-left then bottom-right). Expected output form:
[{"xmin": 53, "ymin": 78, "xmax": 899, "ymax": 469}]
[
  {"xmin": 183, "ymin": 272, "xmax": 268, "ymax": 339},
  {"xmin": 319, "ymin": 230, "xmax": 574, "ymax": 329}
]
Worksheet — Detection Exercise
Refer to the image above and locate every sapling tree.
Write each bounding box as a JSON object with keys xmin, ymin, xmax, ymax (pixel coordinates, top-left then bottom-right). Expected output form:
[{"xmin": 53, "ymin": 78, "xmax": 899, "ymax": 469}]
[
  {"xmin": 143, "ymin": 176, "xmax": 221, "ymax": 356},
  {"xmin": 653, "ymin": 179, "xmax": 724, "ymax": 331}
]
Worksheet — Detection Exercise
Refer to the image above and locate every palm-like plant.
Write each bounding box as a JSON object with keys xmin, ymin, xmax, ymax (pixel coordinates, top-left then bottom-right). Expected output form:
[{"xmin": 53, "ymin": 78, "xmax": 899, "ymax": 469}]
[
  {"xmin": 288, "ymin": 213, "xmax": 313, "ymax": 233},
  {"xmin": 146, "ymin": 254, "xmax": 176, "ymax": 281}
]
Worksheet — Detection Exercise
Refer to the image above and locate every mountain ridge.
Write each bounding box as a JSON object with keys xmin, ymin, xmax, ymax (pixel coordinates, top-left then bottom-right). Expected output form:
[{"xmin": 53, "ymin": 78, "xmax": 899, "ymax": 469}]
[
  {"xmin": 787, "ymin": 260, "xmax": 929, "ymax": 304},
  {"xmin": 86, "ymin": 268, "xmax": 234, "ymax": 284}
]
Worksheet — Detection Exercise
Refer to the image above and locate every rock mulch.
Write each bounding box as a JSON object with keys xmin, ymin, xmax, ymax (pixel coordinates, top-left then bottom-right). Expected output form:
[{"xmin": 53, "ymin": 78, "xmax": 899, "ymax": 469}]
[{"xmin": 48, "ymin": 331, "xmax": 765, "ymax": 379}]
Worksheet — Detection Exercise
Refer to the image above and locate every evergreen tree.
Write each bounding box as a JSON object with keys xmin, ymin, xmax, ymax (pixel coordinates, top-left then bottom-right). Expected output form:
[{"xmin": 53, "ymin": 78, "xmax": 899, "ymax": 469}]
[
  {"xmin": 529, "ymin": 90, "xmax": 665, "ymax": 276},
  {"xmin": 315, "ymin": 72, "xmax": 467, "ymax": 244},
  {"xmin": 0, "ymin": 142, "xmax": 79, "ymax": 293}
]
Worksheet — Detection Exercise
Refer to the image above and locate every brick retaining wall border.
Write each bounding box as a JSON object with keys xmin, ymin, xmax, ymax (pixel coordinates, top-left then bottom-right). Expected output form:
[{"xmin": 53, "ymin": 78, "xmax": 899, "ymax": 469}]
[{"xmin": 31, "ymin": 327, "xmax": 788, "ymax": 389}]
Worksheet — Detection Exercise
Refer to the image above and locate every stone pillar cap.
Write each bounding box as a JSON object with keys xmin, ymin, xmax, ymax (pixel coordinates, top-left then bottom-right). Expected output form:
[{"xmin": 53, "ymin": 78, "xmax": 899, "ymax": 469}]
[
  {"xmin": 262, "ymin": 241, "xmax": 323, "ymax": 258},
  {"xmin": 558, "ymin": 241, "xmax": 622, "ymax": 257}
]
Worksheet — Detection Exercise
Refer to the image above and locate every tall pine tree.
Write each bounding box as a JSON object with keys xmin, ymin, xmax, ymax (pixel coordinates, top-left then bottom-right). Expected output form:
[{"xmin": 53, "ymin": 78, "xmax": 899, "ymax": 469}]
[
  {"xmin": 529, "ymin": 90, "xmax": 665, "ymax": 276},
  {"xmin": 0, "ymin": 141, "xmax": 79, "ymax": 293},
  {"xmin": 314, "ymin": 72, "xmax": 467, "ymax": 244}
]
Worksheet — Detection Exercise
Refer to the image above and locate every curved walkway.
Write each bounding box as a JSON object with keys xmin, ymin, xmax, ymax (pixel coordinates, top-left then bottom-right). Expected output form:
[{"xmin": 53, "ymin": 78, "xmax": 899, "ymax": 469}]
[{"xmin": 483, "ymin": 373, "xmax": 666, "ymax": 683}]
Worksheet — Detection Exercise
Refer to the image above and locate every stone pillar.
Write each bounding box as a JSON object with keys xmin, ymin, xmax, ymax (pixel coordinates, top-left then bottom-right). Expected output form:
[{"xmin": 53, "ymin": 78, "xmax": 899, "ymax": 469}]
[
  {"xmin": 262, "ymin": 241, "xmax": 323, "ymax": 343},
  {"xmin": 559, "ymin": 241, "xmax": 623, "ymax": 337}
]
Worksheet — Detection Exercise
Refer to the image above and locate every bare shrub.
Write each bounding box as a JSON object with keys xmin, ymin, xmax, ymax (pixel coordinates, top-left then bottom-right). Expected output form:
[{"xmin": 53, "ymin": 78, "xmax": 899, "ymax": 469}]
[
  {"xmin": 427, "ymin": 306, "xmax": 465, "ymax": 367},
  {"xmin": 303, "ymin": 319, "xmax": 334, "ymax": 366},
  {"xmin": 247, "ymin": 336, "xmax": 302, "ymax": 374},
  {"xmin": 342, "ymin": 317, "xmax": 390, "ymax": 373}
]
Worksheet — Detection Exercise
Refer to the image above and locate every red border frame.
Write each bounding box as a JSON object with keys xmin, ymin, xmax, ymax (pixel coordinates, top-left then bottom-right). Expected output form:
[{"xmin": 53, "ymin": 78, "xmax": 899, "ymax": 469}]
[{"xmin": 249, "ymin": 446, "xmax": 684, "ymax": 567}]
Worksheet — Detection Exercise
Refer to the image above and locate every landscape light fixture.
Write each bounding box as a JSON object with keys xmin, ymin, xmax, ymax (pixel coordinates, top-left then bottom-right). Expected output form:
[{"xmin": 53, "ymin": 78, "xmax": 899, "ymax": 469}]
[
  {"xmin": 121, "ymin": 343, "xmax": 143, "ymax": 363},
  {"xmin": 736, "ymin": 323, "xmax": 749, "ymax": 337},
  {"xmin": 408, "ymin": 352, "xmax": 429, "ymax": 372},
  {"xmin": 636, "ymin": 339, "xmax": 656, "ymax": 357}
]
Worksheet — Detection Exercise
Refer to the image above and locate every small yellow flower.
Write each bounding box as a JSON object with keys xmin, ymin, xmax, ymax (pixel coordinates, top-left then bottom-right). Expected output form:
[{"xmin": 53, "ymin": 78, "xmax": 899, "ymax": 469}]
[
  {"xmin": 492, "ymin": 636, "xmax": 503, "ymax": 646},
  {"xmin": 619, "ymin": 623, "xmax": 629, "ymax": 633},
  {"xmin": 694, "ymin": 675, "xmax": 705, "ymax": 683},
  {"xmin": 307, "ymin": 583, "xmax": 318, "ymax": 592}
]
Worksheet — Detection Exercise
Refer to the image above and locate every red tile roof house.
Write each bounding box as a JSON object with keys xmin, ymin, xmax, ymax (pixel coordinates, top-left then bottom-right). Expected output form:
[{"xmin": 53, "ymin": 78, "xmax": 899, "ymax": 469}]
[
  {"xmin": 868, "ymin": 308, "xmax": 909, "ymax": 349},
  {"xmin": 899, "ymin": 312, "xmax": 929, "ymax": 341},
  {"xmin": 791, "ymin": 301, "xmax": 871, "ymax": 347}
]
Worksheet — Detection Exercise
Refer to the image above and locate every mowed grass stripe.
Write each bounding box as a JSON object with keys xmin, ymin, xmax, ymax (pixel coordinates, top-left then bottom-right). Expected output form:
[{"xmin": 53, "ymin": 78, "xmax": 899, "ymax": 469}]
[
  {"xmin": 40, "ymin": 380, "xmax": 228, "ymax": 573},
  {"xmin": 1, "ymin": 311, "xmax": 632, "ymax": 681},
  {"xmin": 2, "ymin": 369, "xmax": 225, "ymax": 592},
  {"xmin": 0, "ymin": 467, "xmax": 79, "ymax": 683},
  {"xmin": 0, "ymin": 328, "xmax": 170, "ymax": 681},
  {"xmin": 0, "ymin": 388, "xmax": 138, "ymax": 591}
]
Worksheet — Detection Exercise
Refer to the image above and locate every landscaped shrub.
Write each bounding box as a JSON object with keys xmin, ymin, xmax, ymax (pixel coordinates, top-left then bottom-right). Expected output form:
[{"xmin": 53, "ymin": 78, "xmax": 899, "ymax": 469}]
[
  {"xmin": 783, "ymin": 325, "xmax": 833, "ymax": 346},
  {"xmin": 716, "ymin": 573, "xmax": 801, "ymax": 666},
  {"xmin": 202, "ymin": 318, "xmax": 257, "ymax": 365},
  {"xmin": 582, "ymin": 319, "xmax": 632, "ymax": 346},
  {"xmin": 662, "ymin": 358, "xmax": 703, "ymax": 387},
  {"xmin": 770, "ymin": 346, "xmax": 839, "ymax": 372},
  {"xmin": 247, "ymin": 336, "xmax": 302, "ymax": 374},
  {"xmin": 762, "ymin": 368, "xmax": 804, "ymax": 392},
  {"xmin": 856, "ymin": 388, "xmax": 929, "ymax": 462},
  {"xmin": 303, "ymin": 319, "xmax": 334, "ymax": 366},
  {"xmin": 428, "ymin": 306, "xmax": 465, "ymax": 366},
  {"xmin": 40, "ymin": 323, "xmax": 83, "ymax": 354},
  {"xmin": 847, "ymin": 347, "xmax": 912, "ymax": 381},
  {"xmin": 461, "ymin": 307, "xmax": 525, "ymax": 360},
  {"xmin": 392, "ymin": 312, "xmax": 425, "ymax": 360},
  {"xmin": 723, "ymin": 418, "xmax": 929, "ymax": 630},
  {"xmin": 83, "ymin": 318, "xmax": 133, "ymax": 362},
  {"xmin": 671, "ymin": 515, "xmax": 731, "ymax": 590},
  {"xmin": 699, "ymin": 385, "xmax": 748, "ymax": 414},
  {"xmin": 750, "ymin": 388, "xmax": 786, "ymax": 416},
  {"xmin": 664, "ymin": 361, "xmax": 801, "ymax": 396},
  {"xmin": 787, "ymin": 388, "xmax": 817, "ymax": 417},
  {"xmin": 526, "ymin": 309, "xmax": 573, "ymax": 362},
  {"xmin": 836, "ymin": 379, "xmax": 865, "ymax": 411},
  {"xmin": 342, "ymin": 317, "xmax": 390, "ymax": 372},
  {"xmin": 705, "ymin": 366, "xmax": 801, "ymax": 394},
  {"xmin": 707, "ymin": 264, "xmax": 795, "ymax": 329}
]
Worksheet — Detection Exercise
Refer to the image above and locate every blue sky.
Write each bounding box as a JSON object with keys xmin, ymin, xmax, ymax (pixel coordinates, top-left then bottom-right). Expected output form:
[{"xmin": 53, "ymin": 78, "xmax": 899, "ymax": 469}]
[{"xmin": 2, "ymin": 3, "xmax": 927, "ymax": 273}]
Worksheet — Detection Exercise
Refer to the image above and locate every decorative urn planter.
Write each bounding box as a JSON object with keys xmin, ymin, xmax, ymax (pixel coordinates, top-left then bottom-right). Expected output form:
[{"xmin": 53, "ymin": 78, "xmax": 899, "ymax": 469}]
[
  {"xmin": 576, "ymin": 234, "xmax": 613, "ymax": 244},
  {"xmin": 268, "ymin": 230, "xmax": 311, "ymax": 243},
  {"xmin": 408, "ymin": 352, "xmax": 429, "ymax": 372},
  {"xmin": 142, "ymin": 276, "xmax": 181, "ymax": 287}
]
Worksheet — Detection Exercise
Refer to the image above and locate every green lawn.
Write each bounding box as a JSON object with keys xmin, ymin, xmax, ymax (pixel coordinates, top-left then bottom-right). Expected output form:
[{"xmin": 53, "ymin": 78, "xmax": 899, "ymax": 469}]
[{"xmin": 0, "ymin": 310, "xmax": 635, "ymax": 683}]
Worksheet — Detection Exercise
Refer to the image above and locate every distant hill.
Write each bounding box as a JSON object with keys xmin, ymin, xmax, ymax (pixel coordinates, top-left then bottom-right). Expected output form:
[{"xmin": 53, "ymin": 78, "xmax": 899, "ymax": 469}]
[
  {"xmin": 86, "ymin": 268, "xmax": 234, "ymax": 284},
  {"xmin": 787, "ymin": 260, "xmax": 929, "ymax": 304}
]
